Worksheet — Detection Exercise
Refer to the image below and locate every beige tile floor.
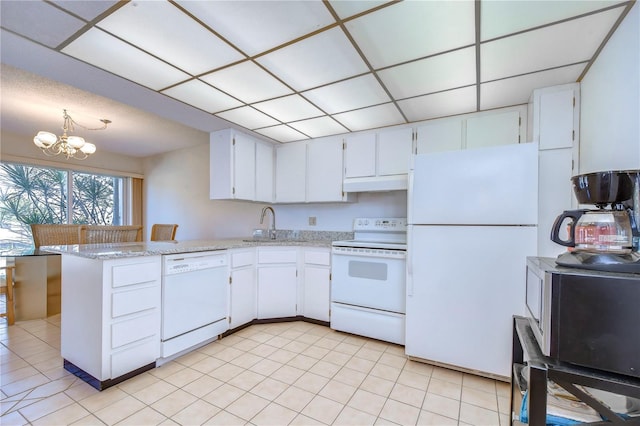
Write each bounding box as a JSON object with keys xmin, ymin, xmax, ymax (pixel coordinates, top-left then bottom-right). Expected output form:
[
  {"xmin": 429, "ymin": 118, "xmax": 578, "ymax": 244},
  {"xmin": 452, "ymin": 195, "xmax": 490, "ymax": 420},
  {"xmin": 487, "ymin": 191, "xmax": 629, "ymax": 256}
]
[{"xmin": 1, "ymin": 311, "xmax": 511, "ymax": 425}]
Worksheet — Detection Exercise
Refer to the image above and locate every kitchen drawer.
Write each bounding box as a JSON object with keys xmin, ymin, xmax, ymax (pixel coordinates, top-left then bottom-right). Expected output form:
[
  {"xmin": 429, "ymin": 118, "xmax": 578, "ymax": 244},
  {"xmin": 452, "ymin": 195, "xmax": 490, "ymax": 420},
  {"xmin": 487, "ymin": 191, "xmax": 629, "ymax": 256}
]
[
  {"xmin": 111, "ymin": 337, "xmax": 158, "ymax": 378},
  {"xmin": 257, "ymin": 249, "xmax": 297, "ymax": 264},
  {"xmin": 304, "ymin": 250, "xmax": 330, "ymax": 266},
  {"xmin": 111, "ymin": 312, "xmax": 158, "ymax": 349},
  {"xmin": 111, "ymin": 286, "xmax": 159, "ymax": 318},
  {"xmin": 111, "ymin": 261, "xmax": 159, "ymax": 288},
  {"xmin": 231, "ymin": 250, "xmax": 255, "ymax": 268}
]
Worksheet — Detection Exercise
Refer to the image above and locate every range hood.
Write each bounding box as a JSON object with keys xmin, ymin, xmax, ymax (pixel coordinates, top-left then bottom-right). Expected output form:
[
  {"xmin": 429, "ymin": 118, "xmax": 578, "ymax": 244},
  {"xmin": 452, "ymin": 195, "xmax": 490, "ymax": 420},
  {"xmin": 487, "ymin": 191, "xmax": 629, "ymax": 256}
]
[{"xmin": 343, "ymin": 175, "xmax": 408, "ymax": 192}]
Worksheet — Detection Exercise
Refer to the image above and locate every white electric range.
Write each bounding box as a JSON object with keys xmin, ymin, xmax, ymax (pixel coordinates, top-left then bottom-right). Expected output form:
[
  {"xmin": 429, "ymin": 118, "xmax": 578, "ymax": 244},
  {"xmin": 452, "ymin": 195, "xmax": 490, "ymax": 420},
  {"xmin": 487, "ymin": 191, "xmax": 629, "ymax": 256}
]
[{"xmin": 330, "ymin": 218, "xmax": 407, "ymax": 345}]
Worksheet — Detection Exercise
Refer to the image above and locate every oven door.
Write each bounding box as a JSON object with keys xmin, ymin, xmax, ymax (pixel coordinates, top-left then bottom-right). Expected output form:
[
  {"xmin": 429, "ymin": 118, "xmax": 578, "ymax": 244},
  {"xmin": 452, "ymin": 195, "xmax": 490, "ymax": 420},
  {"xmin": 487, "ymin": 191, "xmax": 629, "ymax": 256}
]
[{"xmin": 331, "ymin": 247, "xmax": 406, "ymax": 313}]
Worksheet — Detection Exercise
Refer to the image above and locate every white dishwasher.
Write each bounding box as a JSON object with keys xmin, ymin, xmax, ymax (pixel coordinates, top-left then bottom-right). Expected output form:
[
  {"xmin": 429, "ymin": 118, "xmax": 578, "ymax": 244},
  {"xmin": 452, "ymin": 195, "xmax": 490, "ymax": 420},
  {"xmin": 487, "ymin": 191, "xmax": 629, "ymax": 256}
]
[{"xmin": 161, "ymin": 251, "xmax": 229, "ymax": 359}]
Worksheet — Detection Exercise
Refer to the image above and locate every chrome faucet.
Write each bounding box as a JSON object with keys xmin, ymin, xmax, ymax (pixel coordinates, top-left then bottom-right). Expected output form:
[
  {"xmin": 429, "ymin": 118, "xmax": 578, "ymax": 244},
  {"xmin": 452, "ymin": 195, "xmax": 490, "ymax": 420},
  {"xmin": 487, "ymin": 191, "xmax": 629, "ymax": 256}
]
[{"xmin": 260, "ymin": 206, "xmax": 276, "ymax": 240}]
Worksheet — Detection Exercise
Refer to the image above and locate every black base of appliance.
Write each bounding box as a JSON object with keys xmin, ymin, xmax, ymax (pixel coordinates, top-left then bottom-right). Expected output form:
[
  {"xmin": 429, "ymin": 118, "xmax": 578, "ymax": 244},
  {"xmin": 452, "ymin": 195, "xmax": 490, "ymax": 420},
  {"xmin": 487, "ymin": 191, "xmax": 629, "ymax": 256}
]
[
  {"xmin": 64, "ymin": 359, "xmax": 156, "ymax": 391},
  {"xmin": 556, "ymin": 251, "xmax": 640, "ymax": 274}
]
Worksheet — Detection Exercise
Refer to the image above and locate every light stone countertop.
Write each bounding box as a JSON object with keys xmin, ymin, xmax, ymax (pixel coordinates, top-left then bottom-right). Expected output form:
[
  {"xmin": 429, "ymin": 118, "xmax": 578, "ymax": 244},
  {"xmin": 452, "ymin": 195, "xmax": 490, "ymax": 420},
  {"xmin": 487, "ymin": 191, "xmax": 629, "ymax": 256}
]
[{"xmin": 42, "ymin": 231, "xmax": 352, "ymax": 260}]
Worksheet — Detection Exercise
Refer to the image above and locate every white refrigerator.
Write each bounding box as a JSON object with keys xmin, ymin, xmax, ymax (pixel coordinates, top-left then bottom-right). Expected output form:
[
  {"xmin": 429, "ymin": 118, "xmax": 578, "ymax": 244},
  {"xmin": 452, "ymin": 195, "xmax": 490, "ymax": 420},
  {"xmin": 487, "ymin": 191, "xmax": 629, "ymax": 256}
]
[{"xmin": 406, "ymin": 142, "xmax": 538, "ymax": 379}]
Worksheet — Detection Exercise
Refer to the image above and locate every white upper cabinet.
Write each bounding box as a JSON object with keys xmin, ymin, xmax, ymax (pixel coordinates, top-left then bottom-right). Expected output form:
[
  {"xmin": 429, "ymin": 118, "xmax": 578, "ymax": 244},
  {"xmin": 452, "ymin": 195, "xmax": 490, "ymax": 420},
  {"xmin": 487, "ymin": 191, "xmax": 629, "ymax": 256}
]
[
  {"xmin": 465, "ymin": 110, "xmax": 521, "ymax": 149},
  {"xmin": 416, "ymin": 118, "xmax": 463, "ymax": 154},
  {"xmin": 529, "ymin": 83, "xmax": 579, "ymax": 151},
  {"xmin": 307, "ymin": 137, "xmax": 347, "ymax": 202},
  {"xmin": 377, "ymin": 127, "xmax": 414, "ymax": 176},
  {"xmin": 233, "ymin": 132, "xmax": 256, "ymax": 200},
  {"xmin": 343, "ymin": 128, "xmax": 413, "ymax": 192},
  {"xmin": 255, "ymin": 141, "xmax": 274, "ymax": 202},
  {"xmin": 344, "ymin": 133, "xmax": 376, "ymax": 178},
  {"xmin": 276, "ymin": 137, "xmax": 353, "ymax": 203},
  {"xmin": 275, "ymin": 142, "xmax": 307, "ymax": 203},
  {"xmin": 210, "ymin": 129, "xmax": 274, "ymax": 202}
]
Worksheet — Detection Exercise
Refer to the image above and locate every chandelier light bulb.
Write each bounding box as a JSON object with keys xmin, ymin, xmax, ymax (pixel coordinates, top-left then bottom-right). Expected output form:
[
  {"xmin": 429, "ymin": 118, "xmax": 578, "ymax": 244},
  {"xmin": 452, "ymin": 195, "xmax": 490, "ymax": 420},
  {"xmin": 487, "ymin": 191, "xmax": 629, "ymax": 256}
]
[
  {"xmin": 80, "ymin": 143, "xmax": 96, "ymax": 155},
  {"xmin": 33, "ymin": 131, "xmax": 57, "ymax": 148},
  {"xmin": 66, "ymin": 136, "xmax": 86, "ymax": 149}
]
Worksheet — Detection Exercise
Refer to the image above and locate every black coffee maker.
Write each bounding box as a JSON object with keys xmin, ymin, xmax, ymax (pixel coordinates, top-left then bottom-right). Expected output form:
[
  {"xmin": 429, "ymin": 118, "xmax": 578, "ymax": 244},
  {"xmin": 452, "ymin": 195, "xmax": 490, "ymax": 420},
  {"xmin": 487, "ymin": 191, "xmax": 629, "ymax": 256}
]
[{"xmin": 550, "ymin": 170, "xmax": 640, "ymax": 273}]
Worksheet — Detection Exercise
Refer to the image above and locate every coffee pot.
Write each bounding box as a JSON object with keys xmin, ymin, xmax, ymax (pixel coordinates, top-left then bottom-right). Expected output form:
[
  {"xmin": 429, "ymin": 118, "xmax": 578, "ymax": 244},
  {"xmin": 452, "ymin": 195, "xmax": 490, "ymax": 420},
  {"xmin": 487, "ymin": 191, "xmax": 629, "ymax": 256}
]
[
  {"xmin": 551, "ymin": 170, "xmax": 640, "ymax": 273},
  {"xmin": 551, "ymin": 208, "xmax": 634, "ymax": 253}
]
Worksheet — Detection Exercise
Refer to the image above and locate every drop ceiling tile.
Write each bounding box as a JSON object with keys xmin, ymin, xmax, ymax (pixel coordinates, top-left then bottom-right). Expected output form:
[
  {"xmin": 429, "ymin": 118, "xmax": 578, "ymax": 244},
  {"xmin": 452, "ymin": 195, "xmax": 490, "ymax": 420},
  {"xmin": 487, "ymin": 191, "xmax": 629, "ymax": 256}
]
[
  {"xmin": 345, "ymin": 1, "xmax": 475, "ymax": 69},
  {"xmin": 254, "ymin": 125, "xmax": 308, "ymax": 143},
  {"xmin": 162, "ymin": 80, "xmax": 242, "ymax": 113},
  {"xmin": 481, "ymin": 8, "xmax": 623, "ymax": 82},
  {"xmin": 256, "ymin": 27, "xmax": 369, "ymax": 91},
  {"xmin": 302, "ymin": 74, "xmax": 390, "ymax": 114},
  {"xmin": 175, "ymin": 0, "xmax": 335, "ymax": 56},
  {"xmin": 201, "ymin": 61, "xmax": 292, "ymax": 104},
  {"xmin": 480, "ymin": 64, "xmax": 585, "ymax": 110},
  {"xmin": 0, "ymin": 1, "xmax": 85, "ymax": 48},
  {"xmin": 481, "ymin": 0, "xmax": 625, "ymax": 41},
  {"xmin": 96, "ymin": 1, "xmax": 243, "ymax": 76},
  {"xmin": 53, "ymin": 1, "xmax": 118, "ymax": 21},
  {"xmin": 378, "ymin": 47, "xmax": 476, "ymax": 100},
  {"xmin": 333, "ymin": 103, "xmax": 405, "ymax": 131},
  {"xmin": 62, "ymin": 28, "xmax": 190, "ymax": 90},
  {"xmin": 216, "ymin": 106, "xmax": 280, "ymax": 129},
  {"xmin": 288, "ymin": 116, "xmax": 348, "ymax": 138},
  {"xmin": 329, "ymin": 0, "xmax": 391, "ymax": 19},
  {"xmin": 397, "ymin": 86, "xmax": 477, "ymax": 122},
  {"xmin": 253, "ymin": 95, "xmax": 324, "ymax": 123}
]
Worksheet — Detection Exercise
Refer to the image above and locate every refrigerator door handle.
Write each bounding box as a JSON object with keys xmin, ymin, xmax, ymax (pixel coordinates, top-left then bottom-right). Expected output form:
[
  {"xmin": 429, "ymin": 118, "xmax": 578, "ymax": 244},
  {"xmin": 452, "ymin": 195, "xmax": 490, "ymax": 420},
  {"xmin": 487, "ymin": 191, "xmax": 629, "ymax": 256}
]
[{"xmin": 407, "ymin": 227, "xmax": 413, "ymax": 297}]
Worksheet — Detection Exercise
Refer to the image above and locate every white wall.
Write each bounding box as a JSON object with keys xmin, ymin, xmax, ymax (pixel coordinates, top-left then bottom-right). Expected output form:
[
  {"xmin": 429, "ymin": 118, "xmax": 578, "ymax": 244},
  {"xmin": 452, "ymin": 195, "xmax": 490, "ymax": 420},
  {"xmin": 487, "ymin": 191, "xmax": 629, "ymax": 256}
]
[
  {"xmin": 580, "ymin": 2, "xmax": 640, "ymax": 173},
  {"xmin": 143, "ymin": 143, "xmax": 407, "ymax": 240}
]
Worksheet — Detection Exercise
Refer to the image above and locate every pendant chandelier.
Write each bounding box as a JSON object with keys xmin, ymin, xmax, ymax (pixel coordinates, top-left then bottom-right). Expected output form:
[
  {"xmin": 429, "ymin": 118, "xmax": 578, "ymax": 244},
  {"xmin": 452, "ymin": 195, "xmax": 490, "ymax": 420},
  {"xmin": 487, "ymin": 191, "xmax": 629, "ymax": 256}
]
[{"xmin": 33, "ymin": 109, "xmax": 111, "ymax": 160}]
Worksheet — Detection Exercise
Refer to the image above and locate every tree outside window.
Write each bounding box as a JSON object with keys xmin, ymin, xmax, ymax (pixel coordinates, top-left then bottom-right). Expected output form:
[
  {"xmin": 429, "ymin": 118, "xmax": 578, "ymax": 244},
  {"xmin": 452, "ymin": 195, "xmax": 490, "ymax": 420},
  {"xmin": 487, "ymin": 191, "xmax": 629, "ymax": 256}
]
[{"xmin": 0, "ymin": 163, "xmax": 124, "ymax": 251}]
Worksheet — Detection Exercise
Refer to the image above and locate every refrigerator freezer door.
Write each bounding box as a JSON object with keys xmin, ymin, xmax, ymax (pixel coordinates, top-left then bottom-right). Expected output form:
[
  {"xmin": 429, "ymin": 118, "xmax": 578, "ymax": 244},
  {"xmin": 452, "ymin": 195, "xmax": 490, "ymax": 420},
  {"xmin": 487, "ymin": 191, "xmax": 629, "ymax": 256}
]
[
  {"xmin": 405, "ymin": 224, "xmax": 537, "ymax": 378},
  {"xmin": 409, "ymin": 143, "xmax": 538, "ymax": 225}
]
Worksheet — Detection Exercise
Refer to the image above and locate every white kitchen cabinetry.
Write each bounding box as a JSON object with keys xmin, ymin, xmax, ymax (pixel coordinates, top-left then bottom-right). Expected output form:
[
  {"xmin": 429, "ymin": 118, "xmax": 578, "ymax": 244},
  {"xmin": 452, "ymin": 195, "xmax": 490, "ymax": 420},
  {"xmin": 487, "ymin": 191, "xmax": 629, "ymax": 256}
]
[
  {"xmin": 307, "ymin": 136, "xmax": 350, "ymax": 203},
  {"xmin": 529, "ymin": 83, "xmax": 580, "ymax": 257},
  {"xmin": 257, "ymin": 247, "xmax": 298, "ymax": 319},
  {"xmin": 529, "ymin": 83, "xmax": 579, "ymax": 152},
  {"xmin": 210, "ymin": 129, "xmax": 274, "ymax": 202},
  {"xmin": 276, "ymin": 138, "xmax": 353, "ymax": 203},
  {"xmin": 228, "ymin": 249, "xmax": 256, "ymax": 329},
  {"xmin": 377, "ymin": 127, "xmax": 414, "ymax": 176},
  {"xmin": 343, "ymin": 128, "xmax": 413, "ymax": 192},
  {"xmin": 275, "ymin": 142, "xmax": 307, "ymax": 203},
  {"xmin": 415, "ymin": 118, "xmax": 463, "ymax": 154},
  {"xmin": 255, "ymin": 142, "xmax": 275, "ymax": 202},
  {"xmin": 344, "ymin": 133, "xmax": 376, "ymax": 178},
  {"xmin": 61, "ymin": 255, "xmax": 161, "ymax": 388},
  {"xmin": 302, "ymin": 248, "xmax": 331, "ymax": 322},
  {"xmin": 465, "ymin": 110, "xmax": 522, "ymax": 149}
]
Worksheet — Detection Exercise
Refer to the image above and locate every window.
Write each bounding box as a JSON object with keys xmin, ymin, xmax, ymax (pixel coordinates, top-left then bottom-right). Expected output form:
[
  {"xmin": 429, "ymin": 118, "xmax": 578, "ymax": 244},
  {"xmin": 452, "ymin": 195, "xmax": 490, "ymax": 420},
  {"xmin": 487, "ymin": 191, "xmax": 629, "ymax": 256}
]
[{"xmin": 0, "ymin": 163, "xmax": 126, "ymax": 251}]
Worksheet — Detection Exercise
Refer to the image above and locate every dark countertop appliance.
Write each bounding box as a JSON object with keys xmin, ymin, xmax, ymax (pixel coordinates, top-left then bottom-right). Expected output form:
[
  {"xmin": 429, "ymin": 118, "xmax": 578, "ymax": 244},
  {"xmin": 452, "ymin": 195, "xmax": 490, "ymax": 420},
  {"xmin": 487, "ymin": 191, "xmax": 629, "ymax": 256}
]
[{"xmin": 526, "ymin": 257, "xmax": 640, "ymax": 379}]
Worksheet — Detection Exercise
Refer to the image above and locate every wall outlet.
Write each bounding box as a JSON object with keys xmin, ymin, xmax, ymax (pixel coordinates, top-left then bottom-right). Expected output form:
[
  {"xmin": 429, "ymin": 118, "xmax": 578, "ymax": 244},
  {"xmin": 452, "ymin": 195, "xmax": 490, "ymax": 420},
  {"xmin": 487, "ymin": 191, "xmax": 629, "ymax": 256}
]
[{"xmin": 308, "ymin": 216, "xmax": 317, "ymax": 226}]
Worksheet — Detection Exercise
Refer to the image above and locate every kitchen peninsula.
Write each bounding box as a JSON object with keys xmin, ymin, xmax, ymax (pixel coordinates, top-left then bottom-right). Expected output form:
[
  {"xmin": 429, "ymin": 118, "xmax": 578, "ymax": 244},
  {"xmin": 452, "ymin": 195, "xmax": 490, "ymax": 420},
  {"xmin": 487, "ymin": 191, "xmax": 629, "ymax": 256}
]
[{"xmin": 46, "ymin": 234, "xmax": 345, "ymax": 390}]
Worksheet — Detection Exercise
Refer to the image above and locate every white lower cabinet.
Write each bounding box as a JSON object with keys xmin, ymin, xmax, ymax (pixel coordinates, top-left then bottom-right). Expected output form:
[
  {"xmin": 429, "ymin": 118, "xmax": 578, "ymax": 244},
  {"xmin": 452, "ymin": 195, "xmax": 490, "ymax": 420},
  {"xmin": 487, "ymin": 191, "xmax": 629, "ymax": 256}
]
[
  {"xmin": 228, "ymin": 249, "xmax": 257, "ymax": 329},
  {"xmin": 302, "ymin": 248, "xmax": 331, "ymax": 322},
  {"xmin": 61, "ymin": 255, "xmax": 161, "ymax": 387},
  {"xmin": 257, "ymin": 247, "xmax": 298, "ymax": 319}
]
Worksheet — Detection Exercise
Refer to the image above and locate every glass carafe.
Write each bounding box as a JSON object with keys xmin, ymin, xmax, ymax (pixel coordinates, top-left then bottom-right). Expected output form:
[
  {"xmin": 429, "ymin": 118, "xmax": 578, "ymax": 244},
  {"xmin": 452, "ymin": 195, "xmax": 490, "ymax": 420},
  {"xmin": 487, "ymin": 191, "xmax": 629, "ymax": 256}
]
[{"xmin": 574, "ymin": 210, "xmax": 633, "ymax": 253}]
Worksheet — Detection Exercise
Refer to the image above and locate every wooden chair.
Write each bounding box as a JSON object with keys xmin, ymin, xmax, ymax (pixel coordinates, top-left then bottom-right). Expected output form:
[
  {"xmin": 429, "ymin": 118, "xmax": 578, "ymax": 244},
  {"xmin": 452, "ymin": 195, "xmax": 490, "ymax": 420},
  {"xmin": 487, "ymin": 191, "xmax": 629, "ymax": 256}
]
[
  {"xmin": 78, "ymin": 225, "xmax": 143, "ymax": 244},
  {"xmin": 0, "ymin": 265, "xmax": 15, "ymax": 325},
  {"xmin": 150, "ymin": 224, "xmax": 178, "ymax": 241},
  {"xmin": 30, "ymin": 224, "xmax": 82, "ymax": 247}
]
